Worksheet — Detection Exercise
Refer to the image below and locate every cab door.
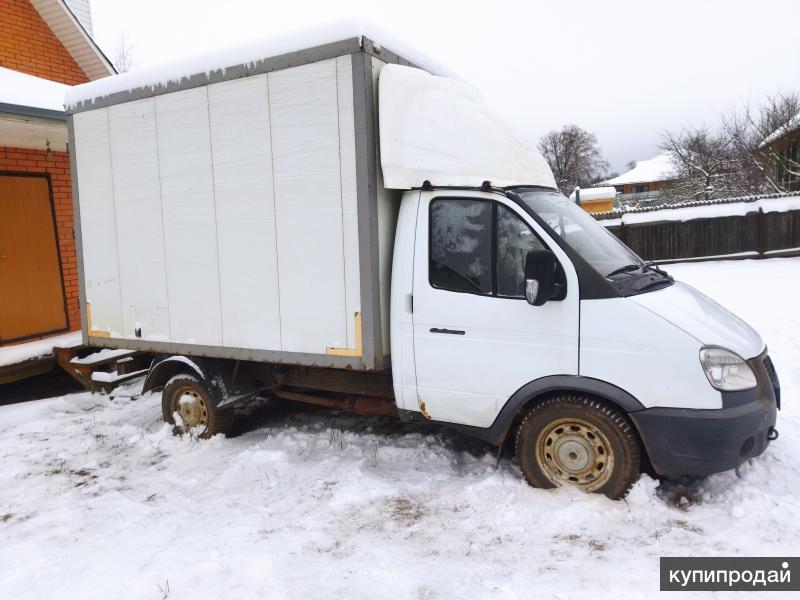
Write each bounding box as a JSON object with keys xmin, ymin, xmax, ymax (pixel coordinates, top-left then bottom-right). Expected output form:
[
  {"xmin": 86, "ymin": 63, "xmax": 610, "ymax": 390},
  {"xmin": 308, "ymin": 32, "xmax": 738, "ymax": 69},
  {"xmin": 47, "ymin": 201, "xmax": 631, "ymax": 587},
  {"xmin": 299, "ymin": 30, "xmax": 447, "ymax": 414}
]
[{"xmin": 411, "ymin": 191, "xmax": 579, "ymax": 427}]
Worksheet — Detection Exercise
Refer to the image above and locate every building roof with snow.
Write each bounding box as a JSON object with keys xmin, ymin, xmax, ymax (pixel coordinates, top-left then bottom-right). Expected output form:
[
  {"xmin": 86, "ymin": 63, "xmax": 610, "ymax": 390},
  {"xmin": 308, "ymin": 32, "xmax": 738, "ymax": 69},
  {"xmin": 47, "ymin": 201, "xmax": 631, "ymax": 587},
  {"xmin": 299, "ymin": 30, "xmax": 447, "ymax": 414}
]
[
  {"xmin": 604, "ymin": 152, "xmax": 679, "ymax": 186},
  {"xmin": 760, "ymin": 111, "xmax": 800, "ymax": 149},
  {"xmin": 0, "ymin": 67, "xmax": 71, "ymax": 151},
  {"xmin": 0, "ymin": 67, "xmax": 70, "ymax": 118},
  {"xmin": 594, "ymin": 190, "xmax": 800, "ymax": 225},
  {"xmin": 1, "ymin": 1, "xmax": 114, "ymax": 151},
  {"xmin": 569, "ymin": 186, "xmax": 616, "ymax": 202}
]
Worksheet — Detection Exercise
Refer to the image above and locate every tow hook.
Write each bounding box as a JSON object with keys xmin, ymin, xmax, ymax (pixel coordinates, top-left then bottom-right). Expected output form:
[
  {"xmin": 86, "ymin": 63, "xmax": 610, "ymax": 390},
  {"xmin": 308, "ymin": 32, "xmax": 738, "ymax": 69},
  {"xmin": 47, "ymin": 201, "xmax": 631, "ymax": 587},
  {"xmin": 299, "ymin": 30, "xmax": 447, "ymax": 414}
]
[{"xmin": 767, "ymin": 427, "xmax": 779, "ymax": 441}]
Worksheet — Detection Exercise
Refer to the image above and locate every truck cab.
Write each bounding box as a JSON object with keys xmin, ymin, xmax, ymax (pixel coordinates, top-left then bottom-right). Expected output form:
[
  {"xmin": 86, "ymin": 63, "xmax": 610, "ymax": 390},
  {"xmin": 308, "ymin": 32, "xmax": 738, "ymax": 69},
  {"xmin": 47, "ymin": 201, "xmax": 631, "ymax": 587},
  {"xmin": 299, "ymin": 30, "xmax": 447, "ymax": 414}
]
[{"xmin": 390, "ymin": 183, "xmax": 779, "ymax": 497}]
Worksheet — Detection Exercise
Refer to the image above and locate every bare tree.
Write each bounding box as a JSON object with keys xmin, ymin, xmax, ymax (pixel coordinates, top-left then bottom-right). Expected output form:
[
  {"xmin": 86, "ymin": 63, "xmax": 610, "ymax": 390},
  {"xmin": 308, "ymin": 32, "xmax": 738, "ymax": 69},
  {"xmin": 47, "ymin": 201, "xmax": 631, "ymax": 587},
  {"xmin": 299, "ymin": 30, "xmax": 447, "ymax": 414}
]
[
  {"xmin": 659, "ymin": 127, "xmax": 742, "ymax": 201},
  {"xmin": 661, "ymin": 91, "xmax": 800, "ymax": 202},
  {"xmin": 113, "ymin": 32, "xmax": 135, "ymax": 74},
  {"xmin": 722, "ymin": 91, "xmax": 800, "ymax": 193},
  {"xmin": 538, "ymin": 125, "xmax": 610, "ymax": 195}
]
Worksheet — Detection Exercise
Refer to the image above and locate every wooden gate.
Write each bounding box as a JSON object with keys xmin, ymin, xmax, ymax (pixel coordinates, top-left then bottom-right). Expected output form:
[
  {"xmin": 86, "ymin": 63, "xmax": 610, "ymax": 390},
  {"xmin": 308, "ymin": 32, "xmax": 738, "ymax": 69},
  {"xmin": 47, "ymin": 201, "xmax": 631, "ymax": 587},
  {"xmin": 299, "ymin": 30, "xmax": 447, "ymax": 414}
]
[{"xmin": 0, "ymin": 173, "xmax": 69, "ymax": 343}]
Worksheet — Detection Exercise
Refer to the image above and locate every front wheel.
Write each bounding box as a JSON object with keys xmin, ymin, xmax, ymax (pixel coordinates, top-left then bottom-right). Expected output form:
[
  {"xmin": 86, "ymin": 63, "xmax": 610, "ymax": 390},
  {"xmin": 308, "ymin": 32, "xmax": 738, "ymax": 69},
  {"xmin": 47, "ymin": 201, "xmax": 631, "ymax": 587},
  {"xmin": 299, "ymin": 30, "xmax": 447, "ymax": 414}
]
[
  {"xmin": 515, "ymin": 394, "xmax": 641, "ymax": 499},
  {"xmin": 161, "ymin": 374, "xmax": 234, "ymax": 439}
]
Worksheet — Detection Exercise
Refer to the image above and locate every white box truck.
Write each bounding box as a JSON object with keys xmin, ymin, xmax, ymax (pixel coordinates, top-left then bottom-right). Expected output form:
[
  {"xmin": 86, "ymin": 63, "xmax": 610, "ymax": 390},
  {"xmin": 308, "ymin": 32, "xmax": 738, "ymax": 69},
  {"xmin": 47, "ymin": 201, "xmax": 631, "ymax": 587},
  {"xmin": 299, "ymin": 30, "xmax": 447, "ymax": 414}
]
[{"xmin": 66, "ymin": 31, "xmax": 780, "ymax": 498}]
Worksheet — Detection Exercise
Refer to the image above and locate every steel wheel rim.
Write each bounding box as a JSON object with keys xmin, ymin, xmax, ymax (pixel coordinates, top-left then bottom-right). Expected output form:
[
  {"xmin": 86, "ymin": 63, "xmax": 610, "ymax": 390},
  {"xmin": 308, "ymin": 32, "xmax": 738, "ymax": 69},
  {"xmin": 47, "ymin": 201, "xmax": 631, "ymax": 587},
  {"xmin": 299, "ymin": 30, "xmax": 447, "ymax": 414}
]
[
  {"xmin": 535, "ymin": 417, "xmax": 614, "ymax": 492},
  {"xmin": 172, "ymin": 386, "xmax": 209, "ymax": 430}
]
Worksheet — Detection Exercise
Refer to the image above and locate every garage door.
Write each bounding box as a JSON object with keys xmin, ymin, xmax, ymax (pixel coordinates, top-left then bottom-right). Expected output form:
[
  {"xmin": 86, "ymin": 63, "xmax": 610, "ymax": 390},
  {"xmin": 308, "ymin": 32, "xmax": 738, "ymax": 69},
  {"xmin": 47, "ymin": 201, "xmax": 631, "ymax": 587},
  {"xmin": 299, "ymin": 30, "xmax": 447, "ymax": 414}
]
[{"xmin": 0, "ymin": 174, "xmax": 68, "ymax": 342}]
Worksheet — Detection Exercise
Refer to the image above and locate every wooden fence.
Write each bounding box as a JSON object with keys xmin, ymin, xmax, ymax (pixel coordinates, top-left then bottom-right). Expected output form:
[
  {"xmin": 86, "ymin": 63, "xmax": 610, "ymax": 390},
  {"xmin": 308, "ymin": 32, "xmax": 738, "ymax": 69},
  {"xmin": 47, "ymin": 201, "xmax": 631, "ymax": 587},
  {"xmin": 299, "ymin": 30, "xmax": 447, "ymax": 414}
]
[{"xmin": 598, "ymin": 202, "xmax": 800, "ymax": 262}]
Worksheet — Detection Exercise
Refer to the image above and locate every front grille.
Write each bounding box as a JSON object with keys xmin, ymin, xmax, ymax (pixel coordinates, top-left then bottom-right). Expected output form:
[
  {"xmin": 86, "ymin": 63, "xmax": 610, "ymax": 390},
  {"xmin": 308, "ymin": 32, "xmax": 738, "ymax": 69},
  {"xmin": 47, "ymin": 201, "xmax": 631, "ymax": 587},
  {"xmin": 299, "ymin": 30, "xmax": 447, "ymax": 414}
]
[{"xmin": 763, "ymin": 355, "xmax": 781, "ymax": 409}]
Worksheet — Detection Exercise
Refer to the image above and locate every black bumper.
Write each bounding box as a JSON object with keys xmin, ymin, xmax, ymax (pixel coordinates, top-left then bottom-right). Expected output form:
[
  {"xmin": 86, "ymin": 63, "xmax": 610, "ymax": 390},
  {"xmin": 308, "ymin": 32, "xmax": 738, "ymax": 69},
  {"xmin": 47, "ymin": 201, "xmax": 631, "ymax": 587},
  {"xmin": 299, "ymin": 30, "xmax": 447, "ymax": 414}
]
[{"xmin": 630, "ymin": 351, "xmax": 779, "ymax": 478}]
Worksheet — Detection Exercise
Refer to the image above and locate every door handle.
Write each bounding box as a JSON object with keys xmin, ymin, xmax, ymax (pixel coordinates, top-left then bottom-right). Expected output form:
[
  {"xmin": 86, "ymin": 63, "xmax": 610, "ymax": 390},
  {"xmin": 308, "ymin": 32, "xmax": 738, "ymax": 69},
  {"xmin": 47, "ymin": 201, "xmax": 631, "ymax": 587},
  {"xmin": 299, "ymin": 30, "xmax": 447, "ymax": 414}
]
[{"xmin": 430, "ymin": 327, "xmax": 465, "ymax": 335}]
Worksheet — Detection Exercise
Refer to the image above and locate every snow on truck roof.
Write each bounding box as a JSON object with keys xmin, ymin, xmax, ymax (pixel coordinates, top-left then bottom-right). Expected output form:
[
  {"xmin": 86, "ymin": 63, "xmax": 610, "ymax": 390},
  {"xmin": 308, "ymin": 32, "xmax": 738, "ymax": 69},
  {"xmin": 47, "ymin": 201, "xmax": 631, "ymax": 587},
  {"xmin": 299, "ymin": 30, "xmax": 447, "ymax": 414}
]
[{"xmin": 64, "ymin": 21, "xmax": 452, "ymax": 110}]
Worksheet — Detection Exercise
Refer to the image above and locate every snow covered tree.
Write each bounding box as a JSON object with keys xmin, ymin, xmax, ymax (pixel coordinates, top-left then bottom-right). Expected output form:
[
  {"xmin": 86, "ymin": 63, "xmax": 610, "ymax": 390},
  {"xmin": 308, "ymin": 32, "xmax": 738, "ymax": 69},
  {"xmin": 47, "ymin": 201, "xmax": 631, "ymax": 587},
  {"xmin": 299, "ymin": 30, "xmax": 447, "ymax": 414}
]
[
  {"xmin": 661, "ymin": 91, "xmax": 800, "ymax": 201},
  {"xmin": 538, "ymin": 125, "xmax": 610, "ymax": 195},
  {"xmin": 722, "ymin": 91, "xmax": 800, "ymax": 193},
  {"xmin": 659, "ymin": 127, "xmax": 741, "ymax": 201}
]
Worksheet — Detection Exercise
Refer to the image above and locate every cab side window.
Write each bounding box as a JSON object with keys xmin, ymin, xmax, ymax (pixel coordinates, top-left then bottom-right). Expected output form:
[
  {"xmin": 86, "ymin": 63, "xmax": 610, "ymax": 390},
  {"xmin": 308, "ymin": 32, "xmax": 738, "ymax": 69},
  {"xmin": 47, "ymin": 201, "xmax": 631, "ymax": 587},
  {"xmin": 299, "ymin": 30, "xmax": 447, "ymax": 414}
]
[
  {"xmin": 430, "ymin": 199, "xmax": 492, "ymax": 295},
  {"xmin": 496, "ymin": 204, "xmax": 546, "ymax": 298},
  {"xmin": 430, "ymin": 198, "xmax": 550, "ymax": 298}
]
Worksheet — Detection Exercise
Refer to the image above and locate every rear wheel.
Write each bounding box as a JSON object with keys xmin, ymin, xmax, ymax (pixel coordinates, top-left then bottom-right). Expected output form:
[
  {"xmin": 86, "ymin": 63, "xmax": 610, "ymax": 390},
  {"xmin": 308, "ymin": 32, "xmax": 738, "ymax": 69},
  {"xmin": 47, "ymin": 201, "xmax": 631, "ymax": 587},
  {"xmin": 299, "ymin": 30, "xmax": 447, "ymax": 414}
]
[
  {"xmin": 161, "ymin": 374, "xmax": 233, "ymax": 439},
  {"xmin": 516, "ymin": 394, "xmax": 641, "ymax": 499}
]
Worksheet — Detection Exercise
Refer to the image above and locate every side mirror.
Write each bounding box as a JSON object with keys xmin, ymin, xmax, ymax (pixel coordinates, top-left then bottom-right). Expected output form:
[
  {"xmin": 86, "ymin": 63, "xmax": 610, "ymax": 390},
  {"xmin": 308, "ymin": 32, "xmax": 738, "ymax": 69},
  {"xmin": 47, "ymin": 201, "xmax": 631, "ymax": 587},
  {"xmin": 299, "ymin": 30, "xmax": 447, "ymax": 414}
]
[{"xmin": 524, "ymin": 249, "xmax": 558, "ymax": 306}]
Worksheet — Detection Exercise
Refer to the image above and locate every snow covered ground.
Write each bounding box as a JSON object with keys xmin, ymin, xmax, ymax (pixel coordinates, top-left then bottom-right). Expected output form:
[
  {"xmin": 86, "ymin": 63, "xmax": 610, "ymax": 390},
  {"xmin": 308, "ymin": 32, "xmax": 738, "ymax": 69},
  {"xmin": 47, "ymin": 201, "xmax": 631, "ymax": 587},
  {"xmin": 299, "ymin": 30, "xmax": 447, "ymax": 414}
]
[
  {"xmin": 0, "ymin": 258, "xmax": 797, "ymax": 599},
  {"xmin": 0, "ymin": 331, "xmax": 81, "ymax": 368}
]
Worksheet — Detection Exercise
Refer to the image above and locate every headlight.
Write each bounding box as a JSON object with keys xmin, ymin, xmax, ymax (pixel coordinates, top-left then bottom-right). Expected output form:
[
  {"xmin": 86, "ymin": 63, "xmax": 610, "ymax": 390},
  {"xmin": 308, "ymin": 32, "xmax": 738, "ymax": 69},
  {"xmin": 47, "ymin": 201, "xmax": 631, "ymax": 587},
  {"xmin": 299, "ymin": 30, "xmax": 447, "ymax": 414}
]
[{"xmin": 699, "ymin": 347, "xmax": 757, "ymax": 391}]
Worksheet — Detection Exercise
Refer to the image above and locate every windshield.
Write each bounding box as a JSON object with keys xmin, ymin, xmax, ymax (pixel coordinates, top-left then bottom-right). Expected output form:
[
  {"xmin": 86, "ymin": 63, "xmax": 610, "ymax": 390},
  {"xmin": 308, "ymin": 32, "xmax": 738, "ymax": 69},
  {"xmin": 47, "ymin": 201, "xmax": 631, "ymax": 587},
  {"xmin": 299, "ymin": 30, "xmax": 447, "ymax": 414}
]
[{"xmin": 513, "ymin": 188, "xmax": 642, "ymax": 277}]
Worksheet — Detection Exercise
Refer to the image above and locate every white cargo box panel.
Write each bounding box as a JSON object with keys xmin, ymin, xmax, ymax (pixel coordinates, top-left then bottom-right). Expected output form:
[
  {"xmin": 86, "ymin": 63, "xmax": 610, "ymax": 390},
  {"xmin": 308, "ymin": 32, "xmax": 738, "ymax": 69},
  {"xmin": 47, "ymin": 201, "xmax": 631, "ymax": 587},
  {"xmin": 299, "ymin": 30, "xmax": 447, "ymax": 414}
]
[{"xmin": 68, "ymin": 37, "xmax": 409, "ymax": 371}]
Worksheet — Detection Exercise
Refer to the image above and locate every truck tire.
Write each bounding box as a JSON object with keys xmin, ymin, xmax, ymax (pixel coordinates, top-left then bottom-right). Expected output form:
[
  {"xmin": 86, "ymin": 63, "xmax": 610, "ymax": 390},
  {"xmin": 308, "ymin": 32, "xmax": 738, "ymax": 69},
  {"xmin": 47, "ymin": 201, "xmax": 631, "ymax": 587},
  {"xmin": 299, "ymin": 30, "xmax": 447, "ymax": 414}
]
[
  {"xmin": 161, "ymin": 374, "xmax": 234, "ymax": 439},
  {"xmin": 515, "ymin": 394, "xmax": 640, "ymax": 499}
]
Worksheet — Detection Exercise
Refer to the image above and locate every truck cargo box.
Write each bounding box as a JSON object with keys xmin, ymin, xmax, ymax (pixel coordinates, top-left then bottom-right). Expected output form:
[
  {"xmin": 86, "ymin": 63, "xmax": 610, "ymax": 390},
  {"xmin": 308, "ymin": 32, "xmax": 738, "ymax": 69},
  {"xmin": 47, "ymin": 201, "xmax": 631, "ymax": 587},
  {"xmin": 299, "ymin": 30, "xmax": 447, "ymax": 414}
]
[{"xmin": 67, "ymin": 35, "xmax": 414, "ymax": 371}]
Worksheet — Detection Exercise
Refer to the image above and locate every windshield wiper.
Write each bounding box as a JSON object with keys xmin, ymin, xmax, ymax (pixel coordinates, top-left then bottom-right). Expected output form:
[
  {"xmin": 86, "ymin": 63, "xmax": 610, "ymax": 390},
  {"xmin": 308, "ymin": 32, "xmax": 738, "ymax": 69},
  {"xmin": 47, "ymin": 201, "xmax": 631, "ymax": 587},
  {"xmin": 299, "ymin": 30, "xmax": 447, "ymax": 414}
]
[
  {"xmin": 606, "ymin": 263, "xmax": 642, "ymax": 278},
  {"xmin": 642, "ymin": 261, "xmax": 672, "ymax": 279}
]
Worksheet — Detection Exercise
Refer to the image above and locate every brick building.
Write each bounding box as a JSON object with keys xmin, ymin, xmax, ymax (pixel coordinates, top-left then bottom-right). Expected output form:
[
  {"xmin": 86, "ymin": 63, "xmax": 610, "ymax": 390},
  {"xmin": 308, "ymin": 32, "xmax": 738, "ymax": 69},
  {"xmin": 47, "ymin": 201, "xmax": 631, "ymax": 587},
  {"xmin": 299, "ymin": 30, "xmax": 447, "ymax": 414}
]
[{"xmin": 0, "ymin": 0, "xmax": 114, "ymax": 383}]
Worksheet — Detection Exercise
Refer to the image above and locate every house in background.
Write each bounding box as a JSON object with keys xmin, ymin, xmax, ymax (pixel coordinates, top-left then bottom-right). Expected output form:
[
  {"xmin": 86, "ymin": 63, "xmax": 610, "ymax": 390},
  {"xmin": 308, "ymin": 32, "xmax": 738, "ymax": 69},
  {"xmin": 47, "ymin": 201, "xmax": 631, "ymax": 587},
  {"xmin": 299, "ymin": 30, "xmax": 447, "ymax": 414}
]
[
  {"xmin": 0, "ymin": 0, "xmax": 114, "ymax": 384},
  {"xmin": 760, "ymin": 112, "xmax": 800, "ymax": 192},
  {"xmin": 604, "ymin": 152, "xmax": 678, "ymax": 205},
  {"xmin": 568, "ymin": 186, "xmax": 616, "ymax": 214}
]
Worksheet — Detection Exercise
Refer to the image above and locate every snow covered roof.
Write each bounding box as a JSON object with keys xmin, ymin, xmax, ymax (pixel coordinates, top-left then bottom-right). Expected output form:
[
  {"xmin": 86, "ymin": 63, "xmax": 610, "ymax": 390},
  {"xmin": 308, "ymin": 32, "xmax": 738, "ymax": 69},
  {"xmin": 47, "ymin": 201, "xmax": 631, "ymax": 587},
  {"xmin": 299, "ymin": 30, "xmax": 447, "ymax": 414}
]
[
  {"xmin": 66, "ymin": 21, "xmax": 452, "ymax": 111},
  {"xmin": 30, "ymin": 0, "xmax": 114, "ymax": 81},
  {"xmin": 0, "ymin": 67, "xmax": 69, "ymax": 117},
  {"xmin": 604, "ymin": 152, "xmax": 679, "ymax": 186},
  {"xmin": 569, "ymin": 186, "xmax": 616, "ymax": 202},
  {"xmin": 760, "ymin": 111, "xmax": 800, "ymax": 148},
  {"xmin": 378, "ymin": 65, "xmax": 556, "ymax": 190},
  {"xmin": 595, "ymin": 190, "xmax": 800, "ymax": 226}
]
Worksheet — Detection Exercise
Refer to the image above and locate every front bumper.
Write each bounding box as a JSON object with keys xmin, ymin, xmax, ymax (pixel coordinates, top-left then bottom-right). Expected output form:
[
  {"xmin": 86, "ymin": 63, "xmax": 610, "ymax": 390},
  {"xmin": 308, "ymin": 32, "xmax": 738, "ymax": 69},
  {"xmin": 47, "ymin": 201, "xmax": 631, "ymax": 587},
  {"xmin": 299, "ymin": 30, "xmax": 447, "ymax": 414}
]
[{"xmin": 630, "ymin": 351, "xmax": 779, "ymax": 478}]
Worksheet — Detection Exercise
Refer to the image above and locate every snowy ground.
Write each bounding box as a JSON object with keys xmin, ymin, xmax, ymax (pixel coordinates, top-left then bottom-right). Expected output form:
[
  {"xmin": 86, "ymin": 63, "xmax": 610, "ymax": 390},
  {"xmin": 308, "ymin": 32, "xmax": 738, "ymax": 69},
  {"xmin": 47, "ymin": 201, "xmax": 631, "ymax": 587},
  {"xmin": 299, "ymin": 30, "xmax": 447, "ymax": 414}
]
[
  {"xmin": 0, "ymin": 331, "xmax": 81, "ymax": 368},
  {"xmin": 1, "ymin": 257, "xmax": 798, "ymax": 600}
]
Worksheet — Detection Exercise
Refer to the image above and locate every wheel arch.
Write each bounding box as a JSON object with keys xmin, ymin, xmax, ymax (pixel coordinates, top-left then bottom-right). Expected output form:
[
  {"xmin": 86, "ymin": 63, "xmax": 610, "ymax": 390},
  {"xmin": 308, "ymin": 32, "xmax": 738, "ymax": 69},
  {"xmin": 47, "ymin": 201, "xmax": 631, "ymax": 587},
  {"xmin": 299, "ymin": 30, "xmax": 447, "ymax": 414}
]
[
  {"xmin": 142, "ymin": 355, "xmax": 209, "ymax": 395},
  {"xmin": 449, "ymin": 375, "xmax": 646, "ymax": 447},
  {"xmin": 143, "ymin": 355, "xmax": 263, "ymax": 410}
]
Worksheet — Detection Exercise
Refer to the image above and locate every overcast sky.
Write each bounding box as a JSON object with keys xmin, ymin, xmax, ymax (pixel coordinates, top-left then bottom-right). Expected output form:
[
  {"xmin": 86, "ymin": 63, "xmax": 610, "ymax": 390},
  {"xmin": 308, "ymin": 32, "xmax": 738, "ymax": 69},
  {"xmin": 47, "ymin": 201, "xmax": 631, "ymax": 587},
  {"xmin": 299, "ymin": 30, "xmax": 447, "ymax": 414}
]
[{"xmin": 88, "ymin": 0, "xmax": 800, "ymax": 174}]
